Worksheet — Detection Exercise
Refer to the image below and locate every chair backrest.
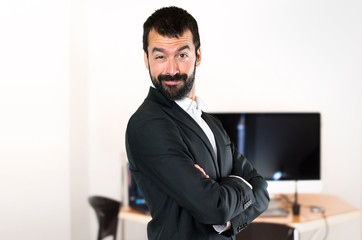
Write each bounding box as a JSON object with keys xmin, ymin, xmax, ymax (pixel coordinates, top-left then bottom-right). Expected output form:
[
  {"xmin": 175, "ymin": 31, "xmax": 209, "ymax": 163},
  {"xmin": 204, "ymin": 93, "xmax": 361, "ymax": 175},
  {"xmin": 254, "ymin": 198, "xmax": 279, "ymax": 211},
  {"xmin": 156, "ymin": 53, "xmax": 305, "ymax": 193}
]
[
  {"xmin": 236, "ymin": 222, "xmax": 298, "ymax": 240},
  {"xmin": 88, "ymin": 196, "xmax": 122, "ymax": 240}
]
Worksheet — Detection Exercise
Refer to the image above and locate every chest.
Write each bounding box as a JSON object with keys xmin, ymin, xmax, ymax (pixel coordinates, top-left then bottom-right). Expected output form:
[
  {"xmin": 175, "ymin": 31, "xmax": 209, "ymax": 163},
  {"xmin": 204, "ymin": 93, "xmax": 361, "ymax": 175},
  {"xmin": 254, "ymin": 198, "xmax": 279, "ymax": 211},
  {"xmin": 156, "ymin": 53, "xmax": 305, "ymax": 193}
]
[{"xmin": 176, "ymin": 120, "xmax": 234, "ymax": 180}]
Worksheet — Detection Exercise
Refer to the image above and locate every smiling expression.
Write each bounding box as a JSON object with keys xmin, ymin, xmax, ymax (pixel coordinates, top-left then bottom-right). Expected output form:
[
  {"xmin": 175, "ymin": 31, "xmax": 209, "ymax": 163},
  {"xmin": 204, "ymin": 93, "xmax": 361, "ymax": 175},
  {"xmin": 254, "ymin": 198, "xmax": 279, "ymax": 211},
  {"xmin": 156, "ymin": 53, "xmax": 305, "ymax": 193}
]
[{"xmin": 144, "ymin": 29, "xmax": 201, "ymax": 100}]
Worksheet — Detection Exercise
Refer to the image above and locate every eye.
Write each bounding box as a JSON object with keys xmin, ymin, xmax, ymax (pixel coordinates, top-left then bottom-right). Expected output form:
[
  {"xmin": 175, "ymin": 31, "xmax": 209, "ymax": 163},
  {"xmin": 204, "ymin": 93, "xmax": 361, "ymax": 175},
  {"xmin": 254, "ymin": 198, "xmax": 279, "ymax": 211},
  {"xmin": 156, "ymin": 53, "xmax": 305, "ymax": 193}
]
[
  {"xmin": 155, "ymin": 55, "xmax": 164, "ymax": 60},
  {"xmin": 177, "ymin": 53, "xmax": 189, "ymax": 61}
]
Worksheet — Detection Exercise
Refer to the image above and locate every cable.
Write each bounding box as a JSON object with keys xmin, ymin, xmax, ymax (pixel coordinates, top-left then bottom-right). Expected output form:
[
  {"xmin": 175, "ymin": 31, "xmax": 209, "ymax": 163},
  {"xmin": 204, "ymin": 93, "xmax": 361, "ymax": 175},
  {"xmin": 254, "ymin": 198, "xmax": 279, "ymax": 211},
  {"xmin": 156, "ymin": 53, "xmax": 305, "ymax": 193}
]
[
  {"xmin": 279, "ymin": 194, "xmax": 293, "ymax": 205},
  {"xmin": 279, "ymin": 194, "xmax": 329, "ymax": 240},
  {"xmin": 320, "ymin": 210, "xmax": 329, "ymax": 240}
]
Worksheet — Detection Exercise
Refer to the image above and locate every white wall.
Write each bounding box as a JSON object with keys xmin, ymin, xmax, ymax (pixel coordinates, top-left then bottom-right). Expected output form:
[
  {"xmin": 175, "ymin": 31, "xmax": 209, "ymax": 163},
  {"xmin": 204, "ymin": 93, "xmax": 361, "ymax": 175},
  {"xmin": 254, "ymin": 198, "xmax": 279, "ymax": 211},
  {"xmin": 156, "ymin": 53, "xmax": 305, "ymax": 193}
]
[
  {"xmin": 70, "ymin": 0, "xmax": 91, "ymax": 239},
  {"xmin": 0, "ymin": 0, "xmax": 72, "ymax": 239},
  {"xmin": 1, "ymin": 0, "xmax": 361, "ymax": 240},
  {"xmin": 87, "ymin": 0, "xmax": 361, "ymax": 239}
]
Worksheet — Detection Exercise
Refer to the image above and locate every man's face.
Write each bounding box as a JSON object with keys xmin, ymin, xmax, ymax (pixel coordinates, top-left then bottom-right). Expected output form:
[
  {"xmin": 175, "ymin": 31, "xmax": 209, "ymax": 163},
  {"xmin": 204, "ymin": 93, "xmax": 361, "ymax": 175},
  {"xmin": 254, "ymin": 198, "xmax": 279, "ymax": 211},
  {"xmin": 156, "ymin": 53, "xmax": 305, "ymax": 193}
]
[{"xmin": 144, "ymin": 29, "xmax": 201, "ymax": 100}]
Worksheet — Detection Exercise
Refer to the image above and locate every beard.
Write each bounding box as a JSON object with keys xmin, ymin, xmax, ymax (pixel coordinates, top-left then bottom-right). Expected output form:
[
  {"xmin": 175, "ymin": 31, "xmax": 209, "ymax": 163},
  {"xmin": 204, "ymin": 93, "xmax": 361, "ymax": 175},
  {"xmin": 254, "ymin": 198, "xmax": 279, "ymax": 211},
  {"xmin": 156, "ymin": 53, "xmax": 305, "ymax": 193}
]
[{"xmin": 149, "ymin": 67, "xmax": 196, "ymax": 101}]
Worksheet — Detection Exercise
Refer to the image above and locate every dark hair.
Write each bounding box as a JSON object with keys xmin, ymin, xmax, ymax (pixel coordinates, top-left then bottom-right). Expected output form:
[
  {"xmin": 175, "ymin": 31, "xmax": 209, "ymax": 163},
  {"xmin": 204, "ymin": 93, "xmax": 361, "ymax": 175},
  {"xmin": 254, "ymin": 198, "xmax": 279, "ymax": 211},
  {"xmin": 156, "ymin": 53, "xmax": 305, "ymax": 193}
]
[{"xmin": 143, "ymin": 6, "xmax": 200, "ymax": 56}]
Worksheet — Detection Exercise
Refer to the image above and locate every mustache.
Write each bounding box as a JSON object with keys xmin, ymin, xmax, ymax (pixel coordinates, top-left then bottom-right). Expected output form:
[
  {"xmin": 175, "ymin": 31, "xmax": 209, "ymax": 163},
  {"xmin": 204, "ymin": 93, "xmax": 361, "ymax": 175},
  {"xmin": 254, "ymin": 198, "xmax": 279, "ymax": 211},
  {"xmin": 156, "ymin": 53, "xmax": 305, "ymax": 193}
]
[{"xmin": 158, "ymin": 73, "xmax": 188, "ymax": 82}]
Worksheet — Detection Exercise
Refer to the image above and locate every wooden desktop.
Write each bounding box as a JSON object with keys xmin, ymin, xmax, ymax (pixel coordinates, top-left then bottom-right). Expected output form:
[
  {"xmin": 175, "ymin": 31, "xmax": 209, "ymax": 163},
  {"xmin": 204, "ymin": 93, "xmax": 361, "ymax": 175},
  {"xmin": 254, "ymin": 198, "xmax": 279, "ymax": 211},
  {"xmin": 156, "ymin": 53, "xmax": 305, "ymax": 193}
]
[
  {"xmin": 118, "ymin": 193, "xmax": 361, "ymax": 239},
  {"xmin": 253, "ymin": 194, "xmax": 361, "ymax": 233}
]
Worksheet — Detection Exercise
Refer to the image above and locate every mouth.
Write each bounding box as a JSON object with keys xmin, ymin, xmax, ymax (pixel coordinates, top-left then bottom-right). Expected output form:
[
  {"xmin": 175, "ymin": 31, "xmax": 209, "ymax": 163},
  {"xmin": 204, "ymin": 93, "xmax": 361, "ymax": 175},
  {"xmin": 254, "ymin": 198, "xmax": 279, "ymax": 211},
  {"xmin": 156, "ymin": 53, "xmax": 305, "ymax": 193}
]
[{"xmin": 163, "ymin": 80, "xmax": 181, "ymax": 86}]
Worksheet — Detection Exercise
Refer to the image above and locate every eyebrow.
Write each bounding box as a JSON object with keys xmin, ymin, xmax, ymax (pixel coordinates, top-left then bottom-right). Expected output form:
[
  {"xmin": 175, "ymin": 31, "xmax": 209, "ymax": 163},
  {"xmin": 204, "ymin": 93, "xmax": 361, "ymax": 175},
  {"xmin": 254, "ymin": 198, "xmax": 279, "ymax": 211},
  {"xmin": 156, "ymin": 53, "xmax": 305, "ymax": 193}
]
[
  {"xmin": 151, "ymin": 45, "xmax": 191, "ymax": 54},
  {"xmin": 177, "ymin": 45, "xmax": 191, "ymax": 52}
]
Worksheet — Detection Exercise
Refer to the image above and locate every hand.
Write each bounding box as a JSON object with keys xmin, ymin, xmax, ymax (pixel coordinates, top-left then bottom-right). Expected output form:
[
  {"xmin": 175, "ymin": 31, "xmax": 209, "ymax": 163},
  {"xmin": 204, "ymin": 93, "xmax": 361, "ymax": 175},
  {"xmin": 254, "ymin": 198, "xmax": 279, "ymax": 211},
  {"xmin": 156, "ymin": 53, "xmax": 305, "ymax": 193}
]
[{"xmin": 194, "ymin": 164, "xmax": 209, "ymax": 178}]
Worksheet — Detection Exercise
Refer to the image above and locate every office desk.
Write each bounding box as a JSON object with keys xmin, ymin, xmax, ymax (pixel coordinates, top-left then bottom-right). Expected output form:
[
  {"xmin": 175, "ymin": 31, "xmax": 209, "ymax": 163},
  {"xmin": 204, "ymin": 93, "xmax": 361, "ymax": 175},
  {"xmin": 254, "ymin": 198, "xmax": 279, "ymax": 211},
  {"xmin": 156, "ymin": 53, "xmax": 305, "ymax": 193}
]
[
  {"xmin": 118, "ymin": 194, "xmax": 361, "ymax": 238},
  {"xmin": 254, "ymin": 194, "xmax": 361, "ymax": 233}
]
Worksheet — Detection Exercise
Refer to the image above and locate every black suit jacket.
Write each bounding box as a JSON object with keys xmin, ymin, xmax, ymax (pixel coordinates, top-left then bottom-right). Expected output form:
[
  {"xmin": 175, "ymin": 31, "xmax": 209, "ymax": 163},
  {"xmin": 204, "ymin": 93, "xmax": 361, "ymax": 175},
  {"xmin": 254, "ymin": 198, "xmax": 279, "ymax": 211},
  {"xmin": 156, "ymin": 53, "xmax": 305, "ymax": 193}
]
[{"xmin": 126, "ymin": 87, "xmax": 269, "ymax": 240}]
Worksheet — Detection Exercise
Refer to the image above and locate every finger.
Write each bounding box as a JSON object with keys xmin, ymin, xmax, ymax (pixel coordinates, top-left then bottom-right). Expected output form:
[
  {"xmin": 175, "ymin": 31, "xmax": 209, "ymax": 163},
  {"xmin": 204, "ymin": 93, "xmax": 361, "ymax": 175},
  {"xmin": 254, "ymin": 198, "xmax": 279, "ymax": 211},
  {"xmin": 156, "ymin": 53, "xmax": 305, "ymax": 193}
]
[
  {"xmin": 194, "ymin": 164, "xmax": 209, "ymax": 178},
  {"xmin": 194, "ymin": 164, "xmax": 205, "ymax": 174}
]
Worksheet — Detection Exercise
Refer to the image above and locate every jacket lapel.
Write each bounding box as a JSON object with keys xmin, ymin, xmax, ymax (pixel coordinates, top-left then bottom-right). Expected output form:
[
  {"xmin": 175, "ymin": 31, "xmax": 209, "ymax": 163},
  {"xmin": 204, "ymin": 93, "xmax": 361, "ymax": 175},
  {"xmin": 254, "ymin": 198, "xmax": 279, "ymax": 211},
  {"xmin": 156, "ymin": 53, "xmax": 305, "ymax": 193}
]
[
  {"xmin": 202, "ymin": 113, "xmax": 230, "ymax": 178},
  {"xmin": 146, "ymin": 88, "xmax": 219, "ymax": 176},
  {"xmin": 168, "ymin": 105, "xmax": 218, "ymax": 163}
]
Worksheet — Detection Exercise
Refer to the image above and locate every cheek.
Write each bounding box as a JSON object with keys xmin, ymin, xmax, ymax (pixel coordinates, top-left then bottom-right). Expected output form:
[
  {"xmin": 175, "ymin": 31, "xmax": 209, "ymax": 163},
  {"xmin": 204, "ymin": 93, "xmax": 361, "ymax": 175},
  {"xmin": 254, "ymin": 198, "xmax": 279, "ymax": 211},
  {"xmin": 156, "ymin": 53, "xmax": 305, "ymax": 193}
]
[
  {"xmin": 179, "ymin": 61, "xmax": 195, "ymax": 75},
  {"xmin": 149, "ymin": 62, "xmax": 163, "ymax": 76}
]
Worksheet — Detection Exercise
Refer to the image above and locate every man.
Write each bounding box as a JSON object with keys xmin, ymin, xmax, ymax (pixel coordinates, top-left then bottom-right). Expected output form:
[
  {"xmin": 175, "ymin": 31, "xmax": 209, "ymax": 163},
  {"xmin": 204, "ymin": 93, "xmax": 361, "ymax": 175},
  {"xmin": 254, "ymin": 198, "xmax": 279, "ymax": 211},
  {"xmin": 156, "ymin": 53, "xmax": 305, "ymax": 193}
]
[{"xmin": 126, "ymin": 6, "xmax": 269, "ymax": 240}]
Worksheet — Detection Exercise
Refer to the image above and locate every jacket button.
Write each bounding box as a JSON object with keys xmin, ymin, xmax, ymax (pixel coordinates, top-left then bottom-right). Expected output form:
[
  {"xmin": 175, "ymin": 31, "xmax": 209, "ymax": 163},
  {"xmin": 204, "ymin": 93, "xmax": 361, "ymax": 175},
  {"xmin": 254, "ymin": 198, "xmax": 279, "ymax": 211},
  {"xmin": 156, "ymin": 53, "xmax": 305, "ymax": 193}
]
[
  {"xmin": 243, "ymin": 199, "xmax": 252, "ymax": 209},
  {"xmin": 237, "ymin": 223, "xmax": 248, "ymax": 232}
]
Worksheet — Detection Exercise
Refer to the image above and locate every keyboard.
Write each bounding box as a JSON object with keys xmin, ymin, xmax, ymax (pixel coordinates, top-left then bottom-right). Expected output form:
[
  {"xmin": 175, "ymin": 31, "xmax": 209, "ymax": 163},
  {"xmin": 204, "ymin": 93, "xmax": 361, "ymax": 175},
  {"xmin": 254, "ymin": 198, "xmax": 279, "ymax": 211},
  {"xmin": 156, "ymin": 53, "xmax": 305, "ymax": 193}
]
[{"xmin": 261, "ymin": 207, "xmax": 289, "ymax": 217}]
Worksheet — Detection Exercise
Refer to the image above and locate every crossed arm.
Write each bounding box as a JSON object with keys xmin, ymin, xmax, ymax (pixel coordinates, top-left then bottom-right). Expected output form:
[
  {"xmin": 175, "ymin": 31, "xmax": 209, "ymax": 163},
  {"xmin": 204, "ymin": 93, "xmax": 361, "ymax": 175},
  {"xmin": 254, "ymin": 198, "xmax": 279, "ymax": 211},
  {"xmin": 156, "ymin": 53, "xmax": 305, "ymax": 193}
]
[
  {"xmin": 194, "ymin": 162, "xmax": 261, "ymax": 234},
  {"xmin": 195, "ymin": 140, "xmax": 270, "ymax": 235},
  {"xmin": 127, "ymin": 114, "xmax": 269, "ymax": 235}
]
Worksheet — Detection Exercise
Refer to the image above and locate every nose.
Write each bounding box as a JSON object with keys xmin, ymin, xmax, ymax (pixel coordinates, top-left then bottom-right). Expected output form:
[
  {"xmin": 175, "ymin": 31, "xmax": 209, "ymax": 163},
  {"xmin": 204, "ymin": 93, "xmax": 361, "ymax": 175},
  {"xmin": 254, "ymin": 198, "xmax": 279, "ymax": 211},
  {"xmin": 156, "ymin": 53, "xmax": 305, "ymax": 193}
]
[{"xmin": 165, "ymin": 58, "xmax": 179, "ymax": 76}]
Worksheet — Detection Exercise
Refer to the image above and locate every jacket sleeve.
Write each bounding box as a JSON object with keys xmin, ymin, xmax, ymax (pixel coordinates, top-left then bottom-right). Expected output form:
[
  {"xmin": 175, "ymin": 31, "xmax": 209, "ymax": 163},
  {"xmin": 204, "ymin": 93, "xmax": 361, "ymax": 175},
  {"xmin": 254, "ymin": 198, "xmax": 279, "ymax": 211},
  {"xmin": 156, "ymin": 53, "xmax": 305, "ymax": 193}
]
[
  {"xmin": 126, "ymin": 113, "xmax": 257, "ymax": 225},
  {"xmin": 228, "ymin": 142, "xmax": 270, "ymax": 235}
]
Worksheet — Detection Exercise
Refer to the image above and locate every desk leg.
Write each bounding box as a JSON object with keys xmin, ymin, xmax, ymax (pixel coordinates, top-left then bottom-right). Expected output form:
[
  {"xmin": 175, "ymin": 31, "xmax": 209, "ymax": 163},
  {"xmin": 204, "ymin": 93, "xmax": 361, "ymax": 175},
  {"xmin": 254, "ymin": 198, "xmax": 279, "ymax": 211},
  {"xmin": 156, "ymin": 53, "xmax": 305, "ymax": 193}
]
[
  {"xmin": 120, "ymin": 219, "xmax": 125, "ymax": 240},
  {"xmin": 294, "ymin": 229, "xmax": 299, "ymax": 240},
  {"xmin": 309, "ymin": 227, "xmax": 326, "ymax": 240}
]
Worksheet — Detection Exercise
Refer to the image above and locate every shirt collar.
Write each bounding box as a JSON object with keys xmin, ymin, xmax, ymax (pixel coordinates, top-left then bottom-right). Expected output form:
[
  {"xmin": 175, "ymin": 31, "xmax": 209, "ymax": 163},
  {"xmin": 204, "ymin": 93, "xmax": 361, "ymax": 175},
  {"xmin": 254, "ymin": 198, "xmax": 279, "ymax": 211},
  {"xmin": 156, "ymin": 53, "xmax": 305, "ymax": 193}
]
[
  {"xmin": 175, "ymin": 96, "xmax": 204, "ymax": 112},
  {"xmin": 150, "ymin": 85, "xmax": 205, "ymax": 112}
]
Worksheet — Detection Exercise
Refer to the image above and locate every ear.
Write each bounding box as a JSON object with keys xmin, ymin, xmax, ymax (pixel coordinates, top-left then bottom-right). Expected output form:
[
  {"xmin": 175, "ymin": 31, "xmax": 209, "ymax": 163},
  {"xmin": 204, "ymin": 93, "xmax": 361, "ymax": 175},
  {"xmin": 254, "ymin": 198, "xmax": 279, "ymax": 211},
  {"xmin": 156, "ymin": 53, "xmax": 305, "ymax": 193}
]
[
  {"xmin": 195, "ymin": 47, "xmax": 201, "ymax": 67},
  {"xmin": 144, "ymin": 51, "xmax": 149, "ymax": 69}
]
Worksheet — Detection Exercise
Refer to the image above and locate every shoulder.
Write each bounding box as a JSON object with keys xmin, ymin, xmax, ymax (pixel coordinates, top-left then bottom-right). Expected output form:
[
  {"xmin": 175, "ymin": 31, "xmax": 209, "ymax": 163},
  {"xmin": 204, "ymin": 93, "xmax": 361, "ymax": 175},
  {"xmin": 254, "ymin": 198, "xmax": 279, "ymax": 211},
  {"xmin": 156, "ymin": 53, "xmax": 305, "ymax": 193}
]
[
  {"xmin": 129, "ymin": 98, "xmax": 170, "ymax": 122},
  {"xmin": 126, "ymin": 99, "xmax": 180, "ymax": 137},
  {"xmin": 128, "ymin": 87, "xmax": 173, "ymax": 122}
]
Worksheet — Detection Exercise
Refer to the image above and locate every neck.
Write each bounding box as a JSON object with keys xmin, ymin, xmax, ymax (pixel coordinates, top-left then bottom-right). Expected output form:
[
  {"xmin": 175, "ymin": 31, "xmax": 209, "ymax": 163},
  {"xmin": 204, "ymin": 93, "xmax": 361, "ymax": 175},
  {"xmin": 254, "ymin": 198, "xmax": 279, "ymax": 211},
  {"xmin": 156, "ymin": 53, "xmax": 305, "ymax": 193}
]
[{"xmin": 186, "ymin": 84, "xmax": 196, "ymax": 101}]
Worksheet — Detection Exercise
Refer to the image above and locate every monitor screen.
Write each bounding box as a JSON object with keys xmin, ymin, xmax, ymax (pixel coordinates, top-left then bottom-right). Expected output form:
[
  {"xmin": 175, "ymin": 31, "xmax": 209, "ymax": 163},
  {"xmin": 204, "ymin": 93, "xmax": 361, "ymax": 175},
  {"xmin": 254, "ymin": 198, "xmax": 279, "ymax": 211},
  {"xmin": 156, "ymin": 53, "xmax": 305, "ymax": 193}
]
[
  {"xmin": 210, "ymin": 113, "xmax": 321, "ymax": 181},
  {"xmin": 127, "ymin": 164, "xmax": 149, "ymax": 214}
]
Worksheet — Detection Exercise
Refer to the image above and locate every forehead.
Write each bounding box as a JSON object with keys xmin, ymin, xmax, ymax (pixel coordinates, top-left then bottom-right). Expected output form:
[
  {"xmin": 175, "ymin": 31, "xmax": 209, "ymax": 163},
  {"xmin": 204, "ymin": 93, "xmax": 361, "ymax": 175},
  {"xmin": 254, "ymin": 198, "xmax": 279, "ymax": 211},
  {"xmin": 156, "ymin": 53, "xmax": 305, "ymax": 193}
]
[{"xmin": 148, "ymin": 29, "xmax": 195, "ymax": 53}]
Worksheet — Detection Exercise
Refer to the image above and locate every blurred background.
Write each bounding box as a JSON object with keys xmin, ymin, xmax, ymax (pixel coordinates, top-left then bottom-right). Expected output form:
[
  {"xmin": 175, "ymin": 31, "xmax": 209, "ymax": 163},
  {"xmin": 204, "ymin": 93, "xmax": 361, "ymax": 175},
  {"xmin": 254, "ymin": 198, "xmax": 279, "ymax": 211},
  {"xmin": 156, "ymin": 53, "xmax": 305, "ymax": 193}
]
[{"xmin": 0, "ymin": 0, "xmax": 361, "ymax": 239}]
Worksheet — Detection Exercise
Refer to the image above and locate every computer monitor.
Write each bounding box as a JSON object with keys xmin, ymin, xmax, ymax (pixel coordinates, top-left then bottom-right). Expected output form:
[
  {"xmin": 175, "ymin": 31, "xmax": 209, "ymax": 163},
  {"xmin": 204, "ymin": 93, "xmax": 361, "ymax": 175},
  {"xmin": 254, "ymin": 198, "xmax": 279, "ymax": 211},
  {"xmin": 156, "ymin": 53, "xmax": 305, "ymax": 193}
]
[
  {"xmin": 127, "ymin": 164, "xmax": 149, "ymax": 214},
  {"xmin": 210, "ymin": 112, "xmax": 322, "ymax": 194}
]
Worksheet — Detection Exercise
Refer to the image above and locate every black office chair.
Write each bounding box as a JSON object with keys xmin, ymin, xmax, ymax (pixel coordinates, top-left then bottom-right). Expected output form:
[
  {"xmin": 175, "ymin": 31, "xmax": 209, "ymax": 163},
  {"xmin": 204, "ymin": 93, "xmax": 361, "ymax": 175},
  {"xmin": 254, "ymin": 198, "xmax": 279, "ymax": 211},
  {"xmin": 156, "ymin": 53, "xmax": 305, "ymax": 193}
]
[
  {"xmin": 88, "ymin": 196, "xmax": 122, "ymax": 240},
  {"xmin": 236, "ymin": 222, "xmax": 298, "ymax": 240}
]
